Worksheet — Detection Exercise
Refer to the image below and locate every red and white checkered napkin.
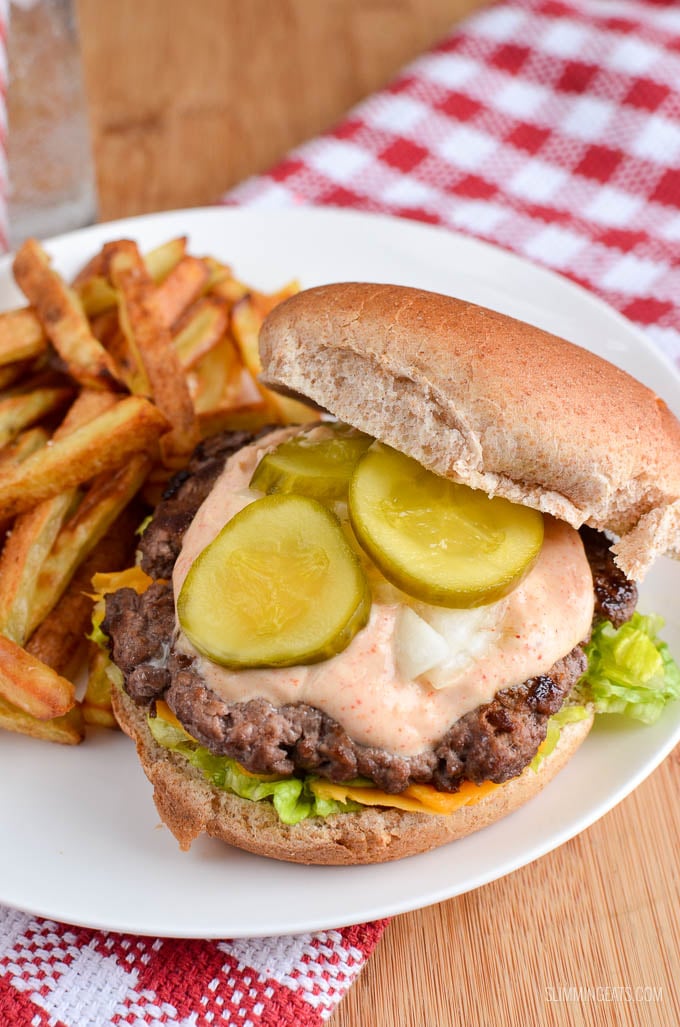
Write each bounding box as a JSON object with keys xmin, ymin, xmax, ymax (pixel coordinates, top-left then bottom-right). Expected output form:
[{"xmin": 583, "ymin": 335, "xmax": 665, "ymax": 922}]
[
  {"xmin": 3, "ymin": 0, "xmax": 680, "ymax": 1025},
  {"xmin": 226, "ymin": 0, "xmax": 680, "ymax": 365},
  {"xmin": 0, "ymin": 907, "xmax": 387, "ymax": 1025}
]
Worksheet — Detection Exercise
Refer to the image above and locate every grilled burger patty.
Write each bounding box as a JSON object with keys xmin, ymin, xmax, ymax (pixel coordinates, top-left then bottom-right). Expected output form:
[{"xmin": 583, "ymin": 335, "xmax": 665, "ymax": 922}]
[{"xmin": 103, "ymin": 430, "xmax": 638, "ymax": 794}]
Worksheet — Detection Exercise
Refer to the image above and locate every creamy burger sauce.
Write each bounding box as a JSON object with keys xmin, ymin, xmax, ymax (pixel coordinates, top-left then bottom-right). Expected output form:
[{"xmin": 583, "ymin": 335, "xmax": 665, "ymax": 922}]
[{"xmin": 172, "ymin": 429, "xmax": 595, "ymax": 757}]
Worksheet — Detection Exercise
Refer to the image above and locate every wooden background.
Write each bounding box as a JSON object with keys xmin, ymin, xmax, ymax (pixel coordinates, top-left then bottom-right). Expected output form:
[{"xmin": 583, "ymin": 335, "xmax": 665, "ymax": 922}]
[
  {"xmin": 74, "ymin": 3, "xmax": 680, "ymax": 1025},
  {"xmin": 77, "ymin": 0, "xmax": 488, "ymax": 219}
]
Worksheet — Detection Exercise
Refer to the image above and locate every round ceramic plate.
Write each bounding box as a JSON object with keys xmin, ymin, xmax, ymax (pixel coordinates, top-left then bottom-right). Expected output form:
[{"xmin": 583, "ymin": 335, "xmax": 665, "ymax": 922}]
[{"xmin": 1, "ymin": 207, "xmax": 679, "ymax": 939}]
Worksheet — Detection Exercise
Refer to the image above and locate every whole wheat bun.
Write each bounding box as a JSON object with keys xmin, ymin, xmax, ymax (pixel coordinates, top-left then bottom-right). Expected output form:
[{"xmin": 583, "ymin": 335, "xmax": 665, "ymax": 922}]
[
  {"xmin": 112, "ymin": 684, "xmax": 593, "ymax": 865},
  {"xmin": 259, "ymin": 282, "xmax": 680, "ymax": 581}
]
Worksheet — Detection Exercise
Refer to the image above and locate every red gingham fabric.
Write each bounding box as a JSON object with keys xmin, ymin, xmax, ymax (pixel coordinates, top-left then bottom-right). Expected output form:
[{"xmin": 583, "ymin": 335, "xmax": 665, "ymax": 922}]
[
  {"xmin": 3, "ymin": 1, "xmax": 680, "ymax": 1024},
  {"xmin": 0, "ymin": 908, "xmax": 387, "ymax": 1026},
  {"xmin": 226, "ymin": 0, "xmax": 680, "ymax": 366}
]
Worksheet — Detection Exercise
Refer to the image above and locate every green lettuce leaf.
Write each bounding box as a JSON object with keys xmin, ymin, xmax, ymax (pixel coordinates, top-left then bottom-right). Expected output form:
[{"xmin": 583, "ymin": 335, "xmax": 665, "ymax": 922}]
[
  {"xmin": 529, "ymin": 704, "xmax": 590, "ymax": 772},
  {"xmin": 580, "ymin": 612, "xmax": 680, "ymax": 724},
  {"xmin": 148, "ymin": 715, "xmax": 360, "ymax": 825},
  {"xmin": 87, "ymin": 600, "xmax": 108, "ymax": 649}
]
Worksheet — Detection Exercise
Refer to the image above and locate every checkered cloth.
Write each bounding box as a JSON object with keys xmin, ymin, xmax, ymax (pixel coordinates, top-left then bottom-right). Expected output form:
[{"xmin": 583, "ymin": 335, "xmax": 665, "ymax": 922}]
[
  {"xmin": 2, "ymin": 0, "xmax": 680, "ymax": 1024},
  {"xmin": 227, "ymin": 0, "xmax": 680, "ymax": 366}
]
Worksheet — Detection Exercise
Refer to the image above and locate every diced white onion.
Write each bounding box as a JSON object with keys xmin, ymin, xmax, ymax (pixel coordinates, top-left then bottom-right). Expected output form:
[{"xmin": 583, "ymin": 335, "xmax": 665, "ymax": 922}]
[
  {"xmin": 394, "ymin": 607, "xmax": 449, "ymax": 681},
  {"xmin": 417, "ymin": 600, "xmax": 507, "ymax": 689}
]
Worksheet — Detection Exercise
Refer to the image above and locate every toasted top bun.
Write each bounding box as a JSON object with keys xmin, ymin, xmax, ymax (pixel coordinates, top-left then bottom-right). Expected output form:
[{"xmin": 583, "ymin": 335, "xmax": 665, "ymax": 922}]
[
  {"xmin": 112, "ymin": 683, "xmax": 593, "ymax": 865},
  {"xmin": 259, "ymin": 282, "xmax": 680, "ymax": 580}
]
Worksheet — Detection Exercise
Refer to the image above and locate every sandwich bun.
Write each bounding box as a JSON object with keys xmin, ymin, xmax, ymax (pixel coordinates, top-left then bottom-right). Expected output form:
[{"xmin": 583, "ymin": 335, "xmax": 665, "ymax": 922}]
[
  {"xmin": 112, "ymin": 684, "xmax": 593, "ymax": 864},
  {"xmin": 109, "ymin": 281, "xmax": 672, "ymax": 863},
  {"xmin": 259, "ymin": 282, "xmax": 680, "ymax": 581}
]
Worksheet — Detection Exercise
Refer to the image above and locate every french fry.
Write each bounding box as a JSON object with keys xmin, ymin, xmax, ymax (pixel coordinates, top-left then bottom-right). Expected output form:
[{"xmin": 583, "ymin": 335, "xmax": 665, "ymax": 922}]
[
  {"xmin": 173, "ymin": 296, "xmax": 230, "ymax": 370},
  {"xmin": 0, "ymin": 390, "xmax": 121, "ymax": 644},
  {"xmin": 209, "ymin": 273, "xmax": 250, "ymax": 306},
  {"xmin": 0, "ymin": 386, "xmax": 73, "ymax": 448},
  {"xmin": 0, "ymin": 425, "xmax": 49, "ymax": 467},
  {"xmin": 154, "ymin": 255, "xmax": 210, "ymax": 328},
  {"xmin": 0, "ymin": 395, "xmax": 167, "ymax": 522},
  {"xmin": 0, "ymin": 490, "xmax": 76, "ymax": 644},
  {"xmin": 56, "ymin": 387, "xmax": 120, "ymax": 431},
  {"xmin": 196, "ymin": 402, "xmax": 274, "ymax": 438},
  {"xmin": 143, "ymin": 236, "xmax": 188, "ymax": 284},
  {"xmin": 202, "ymin": 256, "xmax": 237, "ymax": 293},
  {"xmin": 109, "ymin": 245, "xmax": 199, "ymax": 466},
  {"xmin": 250, "ymin": 280, "xmax": 300, "ymax": 319},
  {"xmin": 26, "ymin": 502, "xmax": 141, "ymax": 676},
  {"xmin": 26, "ymin": 453, "xmax": 151, "ymax": 635},
  {"xmin": 0, "ymin": 307, "xmax": 47, "ymax": 366},
  {"xmin": 77, "ymin": 275, "xmax": 118, "ymax": 317},
  {"xmin": 83, "ymin": 645, "xmax": 118, "ymax": 729},
  {"xmin": 72, "ymin": 236, "xmax": 187, "ymax": 289},
  {"xmin": 0, "ymin": 693, "xmax": 84, "ymax": 744},
  {"xmin": 190, "ymin": 335, "xmax": 241, "ymax": 413},
  {"xmin": 231, "ymin": 289, "xmax": 316, "ymax": 425},
  {"xmin": 0, "ymin": 634, "xmax": 75, "ymax": 719},
  {"xmin": 105, "ymin": 239, "xmax": 156, "ymax": 395},
  {"xmin": 13, "ymin": 239, "xmax": 124, "ymax": 390},
  {"xmin": 230, "ymin": 294, "xmax": 265, "ymax": 382}
]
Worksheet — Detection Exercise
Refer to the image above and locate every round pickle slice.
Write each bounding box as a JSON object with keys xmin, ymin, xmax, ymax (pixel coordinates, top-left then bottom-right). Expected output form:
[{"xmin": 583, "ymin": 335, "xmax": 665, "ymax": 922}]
[
  {"xmin": 250, "ymin": 425, "xmax": 373, "ymax": 503},
  {"xmin": 177, "ymin": 493, "xmax": 370, "ymax": 667},
  {"xmin": 348, "ymin": 444, "xmax": 544, "ymax": 608}
]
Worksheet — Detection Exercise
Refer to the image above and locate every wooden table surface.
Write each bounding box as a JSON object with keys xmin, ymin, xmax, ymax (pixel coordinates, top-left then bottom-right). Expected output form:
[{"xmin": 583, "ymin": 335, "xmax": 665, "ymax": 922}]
[{"xmin": 76, "ymin": 3, "xmax": 680, "ymax": 1024}]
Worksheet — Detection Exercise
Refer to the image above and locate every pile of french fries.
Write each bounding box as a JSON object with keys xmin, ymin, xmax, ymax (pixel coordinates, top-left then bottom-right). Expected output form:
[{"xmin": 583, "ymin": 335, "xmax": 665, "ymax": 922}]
[{"xmin": 0, "ymin": 234, "xmax": 313, "ymax": 745}]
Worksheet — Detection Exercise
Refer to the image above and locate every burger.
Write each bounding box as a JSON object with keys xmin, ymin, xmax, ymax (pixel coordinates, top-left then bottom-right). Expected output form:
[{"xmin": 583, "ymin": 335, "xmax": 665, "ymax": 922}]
[{"xmin": 101, "ymin": 283, "xmax": 680, "ymax": 864}]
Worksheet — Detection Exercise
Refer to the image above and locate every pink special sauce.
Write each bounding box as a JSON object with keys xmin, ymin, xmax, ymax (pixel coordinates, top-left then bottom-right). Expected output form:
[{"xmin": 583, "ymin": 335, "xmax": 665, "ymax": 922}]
[{"xmin": 172, "ymin": 430, "xmax": 595, "ymax": 757}]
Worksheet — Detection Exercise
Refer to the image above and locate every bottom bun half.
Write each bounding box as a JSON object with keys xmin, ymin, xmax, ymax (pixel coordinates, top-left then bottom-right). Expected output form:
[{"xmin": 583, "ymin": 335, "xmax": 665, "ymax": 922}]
[{"xmin": 112, "ymin": 685, "xmax": 594, "ymax": 865}]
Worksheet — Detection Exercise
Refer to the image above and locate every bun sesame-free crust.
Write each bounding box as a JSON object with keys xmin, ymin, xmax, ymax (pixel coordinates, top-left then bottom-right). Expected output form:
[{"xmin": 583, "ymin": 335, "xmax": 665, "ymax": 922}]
[
  {"xmin": 112, "ymin": 684, "xmax": 593, "ymax": 865},
  {"xmin": 259, "ymin": 283, "xmax": 680, "ymax": 580}
]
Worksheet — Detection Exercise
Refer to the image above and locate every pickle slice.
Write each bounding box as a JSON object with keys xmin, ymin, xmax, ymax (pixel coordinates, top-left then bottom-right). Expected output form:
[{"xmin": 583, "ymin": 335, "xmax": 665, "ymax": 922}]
[
  {"xmin": 177, "ymin": 494, "xmax": 370, "ymax": 667},
  {"xmin": 348, "ymin": 445, "xmax": 544, "ymax": 608},
  {"xmin": 250, "ymin": 425, "xmax": 373, "ymax": 502}
]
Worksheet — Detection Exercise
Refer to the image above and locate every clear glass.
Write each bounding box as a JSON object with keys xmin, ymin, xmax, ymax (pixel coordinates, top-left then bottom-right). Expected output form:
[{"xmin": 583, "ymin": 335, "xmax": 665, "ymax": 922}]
[{"xmin": 7, "ymin": 0, "xmax": 97, "ymax": 250}]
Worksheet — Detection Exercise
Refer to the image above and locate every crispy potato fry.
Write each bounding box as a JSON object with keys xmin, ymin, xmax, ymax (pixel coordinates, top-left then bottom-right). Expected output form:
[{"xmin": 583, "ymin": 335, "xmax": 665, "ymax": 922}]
[
  {"xmin": 77, "ymin": 275, "xmax": 118, "ymax": 317},
  {"xmin": 0, "ymin": 634, "xmax": 75, "ymax": 719},
  {"xmin": 83, "ymin": 645, "xmax": 118, "ymax": 729},
  {"xmin": 154, "ymin": 255, "xmax": 210, "ymax": 328},
  {"xmin": 143, "ymin": 236, "xmax": 188, "ymax": 284},
  {"xmin": 0, "ymin": 386, "xmax": 73, "ymax": 448},
  {"xmin": 230, "ymin": 290, "xmax": 316, "ymax": 426},
  {"xmin": 0, "ymin": 395, "xmax": 167, "ymax": 522},
  {"xmin": 173, "ymin": 296, "xmax": 230, "ymax": 370},
  {"xmin": 0, "ymin": 693, "xmax": 84, "ymax": 743},
  {"xmin": 26, "ymin": 503, "xmax": 140, "ymax": 676},
  {"xmin": 0, "ymin": 425, "xmax": 49, "ymax": 467},
  {"xmin": 89, "ymin": 308, "xmax": 119, "ymax": 347},
  {"xmin": 210, "ymin": 273, "xmax": 250, "ymax": 305},
  {"xmin": 0, "ymin": 490, "xmax": 76, "ymax": 644},
  {"xmin": 230, "ymin": 294, "xmax": 265, "ymax": 382},
  {"xmin": 105, "ymin": 323, "xmax": 150, "ymax": 396},
  {"xmin": 73, "ymin": 236, "xmax": 187, "ymax": 289},
  {"xmin": 250, "ymin": 280, "xmax": 300, "ymax": 318},
  {"xmin": 57, "ymin": 387, "xmax": 120, "ymax": 431},
  {"xmin": 13, "ymin": 239, "xmax": 124, "ymax": 390},
  {"xmin": 190, "ymin": 335, "xmax": 242, "ymax": 414},
  {"xmin": 0, "ymin": 307, "xmax": 47, "ymax": 366},
  {"xmin": 109, "ymin": 245, "xmax": 198, "ymax": 466},
  {"xmin": 26, "ymin": 454, "xmax": 151, "ymax": 635},
  {"xmin": 196, "ymin": 402, "xmax": 274, "ymax": 438},
  {"xmin": 0, "ymin": 390, "xmax": 125, "ymax": 644}
]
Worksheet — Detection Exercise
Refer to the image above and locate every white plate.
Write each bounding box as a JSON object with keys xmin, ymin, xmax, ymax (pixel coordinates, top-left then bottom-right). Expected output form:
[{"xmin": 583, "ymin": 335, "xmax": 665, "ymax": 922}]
[{"xmin": 1, "ymin": 206, "xmax": 679, "ymax": 939}]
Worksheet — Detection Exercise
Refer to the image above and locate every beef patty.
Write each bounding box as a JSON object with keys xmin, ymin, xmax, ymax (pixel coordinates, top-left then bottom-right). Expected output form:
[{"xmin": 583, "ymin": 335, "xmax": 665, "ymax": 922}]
[{"xmin": 103, "ymin": 429, "xmax": 638, "ymax": 793}]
